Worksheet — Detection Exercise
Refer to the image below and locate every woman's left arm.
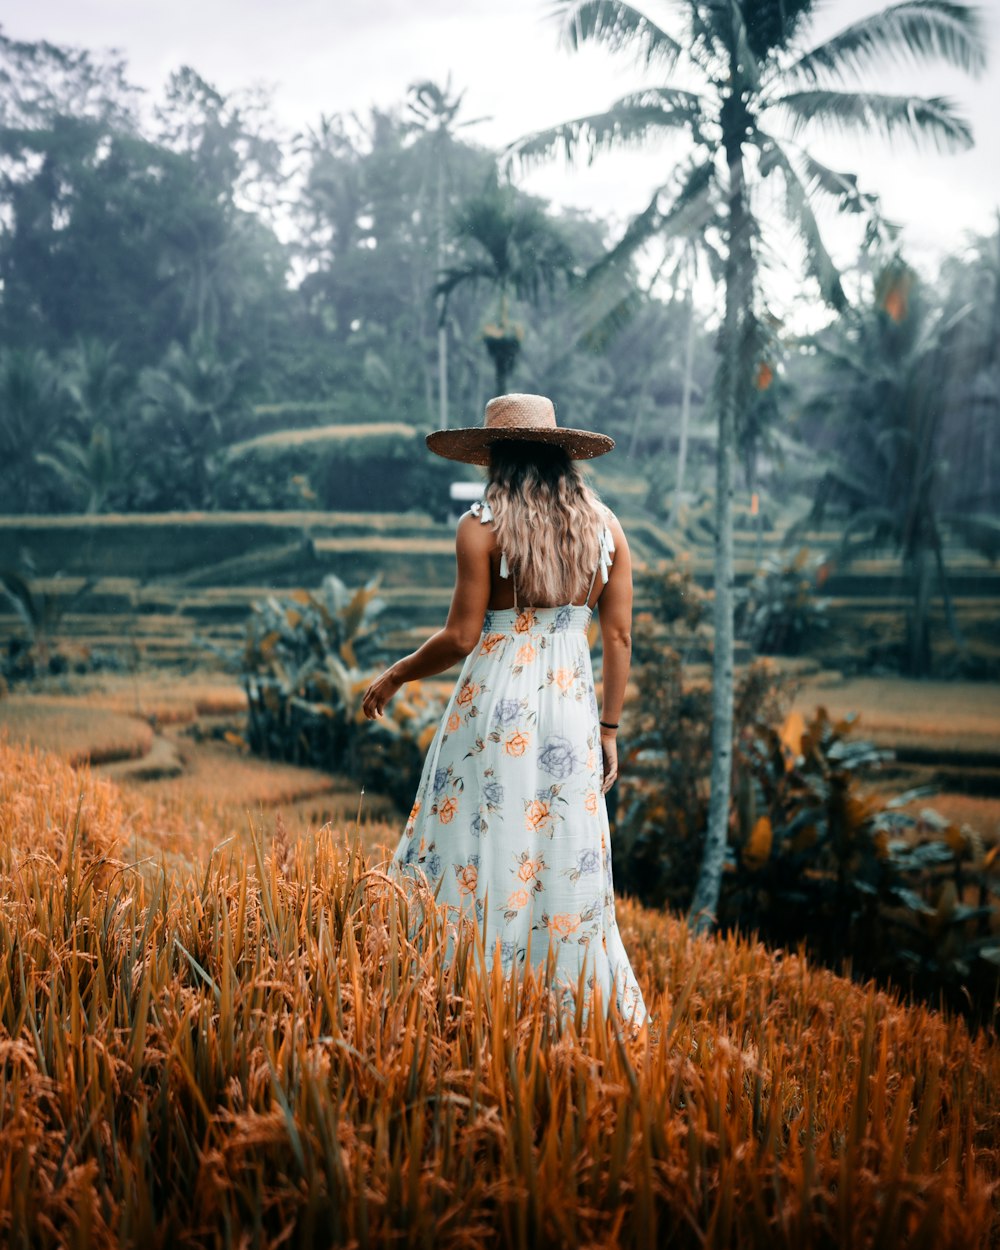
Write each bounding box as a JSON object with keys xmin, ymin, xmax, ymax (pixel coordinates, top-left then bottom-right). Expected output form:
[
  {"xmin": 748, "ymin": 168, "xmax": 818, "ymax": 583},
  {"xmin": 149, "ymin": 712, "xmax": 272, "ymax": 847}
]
[{"xmin": 362, "ymin": 512, "xmax": 492, "ymax": 719}]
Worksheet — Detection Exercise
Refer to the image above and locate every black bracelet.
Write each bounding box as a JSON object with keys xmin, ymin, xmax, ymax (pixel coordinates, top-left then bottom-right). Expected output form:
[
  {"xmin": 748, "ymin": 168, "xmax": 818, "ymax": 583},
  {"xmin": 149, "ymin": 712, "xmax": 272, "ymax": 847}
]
[{"xmin": 599, "ymin": 720, "xmax": 619, "ymax": 730}]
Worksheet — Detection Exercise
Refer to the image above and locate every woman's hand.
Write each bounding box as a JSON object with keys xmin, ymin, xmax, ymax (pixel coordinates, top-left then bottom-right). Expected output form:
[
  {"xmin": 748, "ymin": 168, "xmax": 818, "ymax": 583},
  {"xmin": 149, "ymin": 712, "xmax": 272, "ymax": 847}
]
[
  {"xmin": 600, "ymin": 730, "xmax": 618, "ymax": 794},
  {"xmin": 362, "ymin": 666, "xmax": 402, "ymax": 720}
]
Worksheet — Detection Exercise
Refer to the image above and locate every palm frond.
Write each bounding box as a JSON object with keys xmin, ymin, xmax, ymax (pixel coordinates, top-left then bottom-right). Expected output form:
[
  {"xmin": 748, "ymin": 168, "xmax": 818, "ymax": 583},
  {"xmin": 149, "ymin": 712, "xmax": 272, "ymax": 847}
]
[
  {"xmin": 941, "ymin": 512, "xmax": 1000, "ymax": 562},
  {"xmin": 789, "ymin": 149, "xmax": 881, "ymax": 219},
  {"xmin": 756, "ymin": 135, "xmax": 847, "ymax": 311},
  {"xmin": 552, "ymin": 0, "xmax": 684, "ymax": 71},
  {"xmin": 433, "ymin": 261, "xmax": 497, "ymax": 305},
  {"xmin": 505, "ymin": 96, "xmax": 701, "ymax": 174},
  {"xmin": 588, "ymin": 158, "xmax": 717, "ymax": 281},
  {"xmin": 770, "ymin": 89, "xmax": 974, "ymax": 152},
  {"xmin": 780, "ymin": 2, "xmax": 986, "ymax": 88}
]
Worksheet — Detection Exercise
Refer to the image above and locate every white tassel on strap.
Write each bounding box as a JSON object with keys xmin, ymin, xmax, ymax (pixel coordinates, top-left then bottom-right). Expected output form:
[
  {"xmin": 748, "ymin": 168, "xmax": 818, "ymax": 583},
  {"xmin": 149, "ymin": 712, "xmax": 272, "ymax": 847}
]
[{"xmin": 598, "ymin": 523, "xmax": 615, "ymax": 584}]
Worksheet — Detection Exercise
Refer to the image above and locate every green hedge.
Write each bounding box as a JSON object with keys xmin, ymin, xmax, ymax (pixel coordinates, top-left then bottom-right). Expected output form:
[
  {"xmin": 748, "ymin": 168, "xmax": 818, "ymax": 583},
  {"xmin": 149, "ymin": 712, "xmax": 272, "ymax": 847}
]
[{"xmin": 222, "ymin": 425, "xmax": 476, "ymax": 516}]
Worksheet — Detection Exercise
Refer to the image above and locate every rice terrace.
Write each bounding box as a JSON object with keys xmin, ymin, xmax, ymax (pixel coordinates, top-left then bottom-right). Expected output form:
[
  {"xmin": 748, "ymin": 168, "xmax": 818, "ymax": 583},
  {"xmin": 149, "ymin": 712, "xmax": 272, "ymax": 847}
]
[{"xmin": 2, "ymin": 2, "xmax": 1000, "ymax": 1247}]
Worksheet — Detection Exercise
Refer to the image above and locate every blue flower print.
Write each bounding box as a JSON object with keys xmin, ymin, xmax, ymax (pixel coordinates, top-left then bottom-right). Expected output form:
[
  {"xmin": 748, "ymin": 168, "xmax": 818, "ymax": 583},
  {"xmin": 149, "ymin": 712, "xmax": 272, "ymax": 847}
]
[
  {"xmin": 493, "ymin": 698, "xmax": 521, "ymax": 726},
  {"xmin": 539, "ymin": 735, "xmax": 582, "ymax": 780},
  {"xmin": 553, "ymin": 606, "xmax": 573, "ymax": 633},
  {"xmin": 470, "ymin": 812, "xmax": 485, "ymax": 838},
  {"xmin": 482, "ymin": 780, "xmax": 504, "ymax": 807},
  {"xmin": 499, "ymin": 940, "xmax": 524, "ymax": 970},
  {"xmin": 576, "ymin": 848, "xmax": 600, "ymax": 875},
  {"xmin": 433, "ymin": 767, "xmax": 449, "ymax": 795}
]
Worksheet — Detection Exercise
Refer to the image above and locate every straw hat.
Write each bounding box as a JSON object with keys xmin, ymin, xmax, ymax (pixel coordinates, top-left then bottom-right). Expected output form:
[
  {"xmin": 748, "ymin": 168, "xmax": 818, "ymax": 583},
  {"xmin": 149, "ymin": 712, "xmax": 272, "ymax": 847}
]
[{"xmin": 425, "ymin": 393, "xmax": 614, "ymax": 466}]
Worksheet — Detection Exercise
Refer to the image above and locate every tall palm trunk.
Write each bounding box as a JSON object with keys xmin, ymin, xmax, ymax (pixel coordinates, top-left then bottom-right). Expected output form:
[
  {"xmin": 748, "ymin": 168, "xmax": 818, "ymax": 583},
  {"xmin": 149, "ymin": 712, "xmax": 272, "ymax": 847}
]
[
  {"xmin": 668, "ymin": 280, "xmax": 697, "ymax": 528},
  {"xmin": 436, "ymin": 152, "xmax": 450, "ymax": 428},
  {"xmin": 905, "ymin": 544, "xmax": 934, "ymax": 676},
  {"xmin": 687, "ymin": 100, "xmax": 749, "ymax": 936}
]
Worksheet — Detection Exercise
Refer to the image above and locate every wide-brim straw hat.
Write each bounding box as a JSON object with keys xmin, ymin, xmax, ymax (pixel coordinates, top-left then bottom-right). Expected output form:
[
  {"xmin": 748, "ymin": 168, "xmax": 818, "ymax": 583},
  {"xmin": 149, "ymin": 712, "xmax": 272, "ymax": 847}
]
[{"xmin": 425, "ymin": 393, "xmax": 615, "ymax": 466}]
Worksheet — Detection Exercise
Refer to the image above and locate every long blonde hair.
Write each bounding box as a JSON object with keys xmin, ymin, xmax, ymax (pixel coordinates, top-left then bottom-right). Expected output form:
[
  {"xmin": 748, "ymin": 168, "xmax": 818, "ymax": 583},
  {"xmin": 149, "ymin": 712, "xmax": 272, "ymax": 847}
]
[{"xmin": 483, "ymin": 441, "xmax": 605, "ymax": 606}]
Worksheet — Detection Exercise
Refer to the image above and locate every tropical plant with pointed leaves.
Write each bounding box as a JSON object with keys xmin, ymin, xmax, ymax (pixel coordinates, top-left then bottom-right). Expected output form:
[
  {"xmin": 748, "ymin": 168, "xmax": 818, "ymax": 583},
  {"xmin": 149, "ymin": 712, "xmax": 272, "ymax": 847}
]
[
  {"xmin": 436, "ymin": 178, "xmax": 577, "ymax": 393},
  {"xmin": 507, "ymin": 0, "xmax": 986, "ymax": 936},
  {"xmin": 36, "ymin": 422, "xmax": 121, "ymax": 515},
  {"xmin": 137, "ymin": 334, "xmax": 247, "ymax": 509},
  {"xmin": 0, "ymin": 347, "xmax": 66, "ymax": 513},
  {"xmin": 789, "ymin": 255, "xmax": 999, "ymax": 676}
]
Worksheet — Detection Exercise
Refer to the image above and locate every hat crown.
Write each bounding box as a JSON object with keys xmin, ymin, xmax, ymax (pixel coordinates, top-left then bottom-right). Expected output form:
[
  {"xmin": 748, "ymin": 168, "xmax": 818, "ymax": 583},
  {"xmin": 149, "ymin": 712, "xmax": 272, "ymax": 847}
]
[{"xmin": 484, "ymin": 393, "xmax": 556, "ymax": 433}]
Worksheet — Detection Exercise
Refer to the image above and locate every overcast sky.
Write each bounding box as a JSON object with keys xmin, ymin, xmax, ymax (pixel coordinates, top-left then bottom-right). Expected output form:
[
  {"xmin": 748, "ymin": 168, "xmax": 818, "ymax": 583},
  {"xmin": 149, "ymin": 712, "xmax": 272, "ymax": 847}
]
[{"xmin": 5, "ymin": 0, "xmax": 999, "ymax": 326}]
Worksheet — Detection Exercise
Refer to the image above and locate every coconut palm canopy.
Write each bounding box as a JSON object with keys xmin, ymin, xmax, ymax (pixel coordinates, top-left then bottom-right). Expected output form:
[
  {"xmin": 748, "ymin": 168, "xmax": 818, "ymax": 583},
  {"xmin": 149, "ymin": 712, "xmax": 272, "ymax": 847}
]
[{"xmin": 509, "ymin": 0, "xmax": 985, "ymax": 324}]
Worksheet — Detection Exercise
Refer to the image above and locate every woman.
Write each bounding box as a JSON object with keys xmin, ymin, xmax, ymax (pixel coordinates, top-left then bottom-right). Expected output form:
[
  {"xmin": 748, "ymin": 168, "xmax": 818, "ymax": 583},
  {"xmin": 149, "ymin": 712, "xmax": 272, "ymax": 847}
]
[{"xmin": 362, "ymin": 394, "xmax": 647, "ymax": 1033}]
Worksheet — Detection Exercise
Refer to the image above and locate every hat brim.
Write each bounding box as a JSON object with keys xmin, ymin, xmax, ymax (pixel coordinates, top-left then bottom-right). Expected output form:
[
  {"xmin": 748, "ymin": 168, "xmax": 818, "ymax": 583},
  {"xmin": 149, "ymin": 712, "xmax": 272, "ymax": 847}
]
[{"xmin": 425, "ymin": 425, "xmax": 615, "ymax": 466}]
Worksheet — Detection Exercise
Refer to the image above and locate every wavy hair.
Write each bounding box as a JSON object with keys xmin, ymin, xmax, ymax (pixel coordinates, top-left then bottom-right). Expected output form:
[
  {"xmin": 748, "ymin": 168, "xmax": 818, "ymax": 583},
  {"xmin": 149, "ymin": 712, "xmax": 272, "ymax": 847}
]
[{"xmin": 482, "ymin": 440, "xmax": 605, "ymax": 607}]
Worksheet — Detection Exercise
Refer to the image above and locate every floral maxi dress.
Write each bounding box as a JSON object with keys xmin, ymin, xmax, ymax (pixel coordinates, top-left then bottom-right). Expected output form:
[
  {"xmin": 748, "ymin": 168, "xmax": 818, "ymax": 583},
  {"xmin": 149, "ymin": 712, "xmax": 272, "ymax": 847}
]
[{"xmin": 388, "ymin": 500, "xmax": 648, "ymax": 1031}]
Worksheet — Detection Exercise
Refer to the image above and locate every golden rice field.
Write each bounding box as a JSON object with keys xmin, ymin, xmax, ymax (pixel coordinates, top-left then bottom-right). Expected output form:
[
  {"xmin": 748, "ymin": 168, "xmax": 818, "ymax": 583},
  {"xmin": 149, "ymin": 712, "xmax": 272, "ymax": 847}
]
[
  {"xmin": 0, "ymin": 736, "xmax": 998, "ymax": 1249},
  {"xmin": 0, "ymin": 697, "xmax": 154, "ymax": 765}
]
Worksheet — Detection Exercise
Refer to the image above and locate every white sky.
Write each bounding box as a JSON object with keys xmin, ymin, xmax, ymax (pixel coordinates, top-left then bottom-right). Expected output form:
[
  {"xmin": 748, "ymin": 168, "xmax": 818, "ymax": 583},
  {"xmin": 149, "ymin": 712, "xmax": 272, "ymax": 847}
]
[{"xmin": 5, "ymin": 0, "xmax": 999, "ymax": 329}]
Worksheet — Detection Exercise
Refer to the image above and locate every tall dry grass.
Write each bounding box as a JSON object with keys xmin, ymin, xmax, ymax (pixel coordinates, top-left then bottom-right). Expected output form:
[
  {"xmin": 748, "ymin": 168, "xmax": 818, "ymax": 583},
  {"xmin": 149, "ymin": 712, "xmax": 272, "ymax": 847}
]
[{"xmin": 0, "ymin": 739, "xmax": 997, "ymax": 1248}]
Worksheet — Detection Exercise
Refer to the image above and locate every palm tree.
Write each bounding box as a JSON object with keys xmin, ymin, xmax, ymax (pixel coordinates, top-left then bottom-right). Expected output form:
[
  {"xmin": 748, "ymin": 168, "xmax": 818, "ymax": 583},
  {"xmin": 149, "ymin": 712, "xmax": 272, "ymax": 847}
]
[
  {"xmin": 436, "ymin": 179, "xmax": 576, "ymax": 394},
  {"xmin": 0, "ymin": 348, "xmax": 65, "ymax": 513},
  {"xmin": 36, "ymin": 423, "xmax": 121, "ymax": 515},
  {"xmin": 138, "ymin": 335, "xmax": 246, "ymax": 509},
  {"xmin": 791, "ymin": 256, "xmax": 1000, "ymax": 676},
  {"xmin": 407, "ymin": 78, "xmax": 488, "ymax": 428},
  {"xmin": 508, "ymin": 0, "xmax": 985, "ymax": 936}
]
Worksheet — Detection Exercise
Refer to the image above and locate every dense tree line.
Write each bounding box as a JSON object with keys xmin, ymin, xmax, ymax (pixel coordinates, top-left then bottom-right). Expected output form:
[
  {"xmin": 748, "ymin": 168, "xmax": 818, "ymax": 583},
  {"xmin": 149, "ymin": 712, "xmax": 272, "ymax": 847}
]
[
  {"xmin": 0, "ymin": 26, "xmax": 996, "ymax": 541},
  {"xmin": 0, "ymin": 32, "xmax": 716, "ymax": 515}
]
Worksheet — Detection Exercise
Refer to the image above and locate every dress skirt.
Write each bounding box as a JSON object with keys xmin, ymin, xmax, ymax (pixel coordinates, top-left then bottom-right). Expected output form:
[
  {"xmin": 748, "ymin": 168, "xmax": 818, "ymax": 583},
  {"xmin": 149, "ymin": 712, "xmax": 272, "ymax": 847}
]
[{"xmin": 388, "ymin": 602, "xmax": 647, "ymax": 1031}]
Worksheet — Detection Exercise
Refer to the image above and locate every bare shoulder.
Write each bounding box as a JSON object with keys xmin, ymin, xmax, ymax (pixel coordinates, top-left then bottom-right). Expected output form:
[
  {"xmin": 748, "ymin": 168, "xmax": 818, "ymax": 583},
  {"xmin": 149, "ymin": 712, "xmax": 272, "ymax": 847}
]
[
  {"xmin": 456, "ymin": 508, "xmax": 496, "ymax": 551},
  {"xmin": 600, "ymin": 504, "xmax": 629, "ymax": 548}
]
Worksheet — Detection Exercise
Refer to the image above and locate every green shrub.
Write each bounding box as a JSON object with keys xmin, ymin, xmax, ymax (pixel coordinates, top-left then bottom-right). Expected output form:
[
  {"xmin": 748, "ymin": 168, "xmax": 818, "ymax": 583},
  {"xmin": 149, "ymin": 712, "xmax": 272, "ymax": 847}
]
[
  {"xmin": 615, "ymin": 561, "xmax": 999, "ymax": 1028},
  {"xmin": 241, "ymin": 574, "xmax": 443, "ymax": 811},
  {"xmin": 735, "ymin": 546, "xmax": 831, "ymax": 656},
  {"xmin": 221, "ymin": 425, "xmax": 466, "ymax": 517}
]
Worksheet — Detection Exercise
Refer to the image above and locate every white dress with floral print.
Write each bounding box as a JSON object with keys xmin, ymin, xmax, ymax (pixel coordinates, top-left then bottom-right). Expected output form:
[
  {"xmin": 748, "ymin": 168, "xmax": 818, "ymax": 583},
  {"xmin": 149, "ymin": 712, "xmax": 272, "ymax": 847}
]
[{"xmin": 388, "ymin": 501, "xmax": 647, "ymax": 1031}]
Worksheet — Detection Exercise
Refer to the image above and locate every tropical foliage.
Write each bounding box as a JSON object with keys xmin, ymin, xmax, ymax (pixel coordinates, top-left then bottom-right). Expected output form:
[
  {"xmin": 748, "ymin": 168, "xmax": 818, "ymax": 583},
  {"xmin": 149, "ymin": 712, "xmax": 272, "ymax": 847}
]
[
  {"xmin": 436, "ymin": 176, "xmax": 578, "ymax": 393},
  {"xmin": 242, "ymin": 575, "xmax": 443, "ymax": 810},
  {"xmin": 790, "ymin": 256, "xmax": 1000, "ymax": 675},
  {"xmin": 508, "ymin": 0, "xmax": 987, "ymax": 934},
  {"xmin": 617, "ymin": 584, "xmax": 1000, "ymax": 1028}
]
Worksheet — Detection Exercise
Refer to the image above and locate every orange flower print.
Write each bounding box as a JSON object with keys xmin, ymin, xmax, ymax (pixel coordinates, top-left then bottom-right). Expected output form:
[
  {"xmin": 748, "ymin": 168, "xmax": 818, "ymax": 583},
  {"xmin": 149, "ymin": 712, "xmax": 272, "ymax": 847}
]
[
  {"xmin": 438, "ymin": 796, "xmax": 458, "ymax": 824},
  {"xmin": 505, "ymin": 888, "xmax": 530, "ymax": 910},
  {"xmin": 513, "ymin": 608, "xmax": 536, "ymax": 634},
  {"xmin": 479, "ymin": 632, "xmax": 505, "ymax": 656},
  {"xmin": 446, "ymin": 712, "xmax": 461, "ymax": 733},
  {"xmin": 456, "ymin": 863, "xmax": 478, "ymax": 895},
  {"xmin": 584, "ymin": 791, "xmax": 599, "ymax": 815},
  {"xmin": 553, "ymin": 668, "xmax": 575, "ymax": 693},
  {"xmin": 550, "ymin": 913, "xmax": 581, "ymax": 939},
  {"xmin": 456, "ymin": 681, "xmax": 480, "ymax": 707},
  {"xmin": 586, "ymin": 748, "xmax": 596, "ymax": 770},
  {"xmin": 405, "ymin": 799, "xmax": 421, "ymax": 831},
  {"xmin": 515, "ymin": 642, "xmax": 536, "ymax": 665},
  {"xmin": 517, "ymin": 857, "xmax": 543, "ymax": 882},
  {"xmin": 525, "ymin": 800, "xmax": 552, "ymax": 833},
  {"xmin": 504, "ymin": 730, "xmax": 530, "ymax": 757}
]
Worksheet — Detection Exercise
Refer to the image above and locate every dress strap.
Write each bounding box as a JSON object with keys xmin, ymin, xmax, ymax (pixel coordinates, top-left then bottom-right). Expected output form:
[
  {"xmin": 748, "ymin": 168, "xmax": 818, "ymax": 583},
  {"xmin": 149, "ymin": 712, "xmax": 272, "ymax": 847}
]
[
  {"xmin": 586, "ymin": 510, "xmax": 616, "ymax": 606},
  {"xmin": 471, "ymin": 499, "xmax": 516, "ymax": 607}
]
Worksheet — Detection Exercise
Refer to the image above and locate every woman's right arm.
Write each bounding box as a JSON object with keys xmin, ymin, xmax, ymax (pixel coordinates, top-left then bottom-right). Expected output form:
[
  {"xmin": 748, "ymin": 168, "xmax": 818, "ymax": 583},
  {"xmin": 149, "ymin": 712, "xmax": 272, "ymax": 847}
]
[{"xmin": 596, "ymin": 514, "xmax": 632, "ymax": 793}]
